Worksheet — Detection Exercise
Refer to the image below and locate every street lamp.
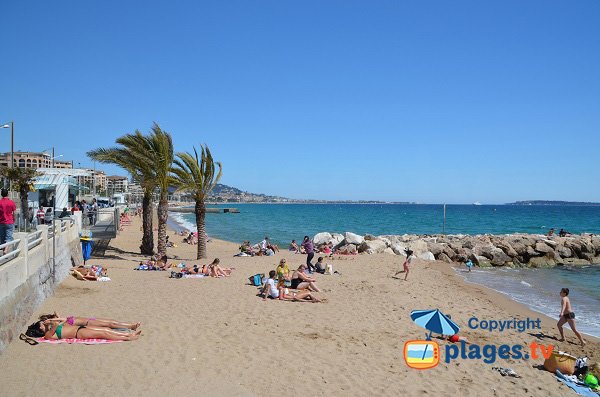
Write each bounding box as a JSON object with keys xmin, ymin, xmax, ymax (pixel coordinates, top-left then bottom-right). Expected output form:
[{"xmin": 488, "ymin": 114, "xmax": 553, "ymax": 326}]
[
  {"xmin": 0, "ymin": 121, "xmax": 14, "ymax": 168},
  {"xmin": 51, "ymin": 154, "xmax": 63, "ymax": 168}
]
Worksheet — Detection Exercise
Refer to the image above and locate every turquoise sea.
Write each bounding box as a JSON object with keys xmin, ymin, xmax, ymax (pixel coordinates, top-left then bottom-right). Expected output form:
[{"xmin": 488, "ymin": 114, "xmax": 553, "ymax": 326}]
[{"xmin": 170, "ymin": 203, "xmax": 600, "ymax": 337}]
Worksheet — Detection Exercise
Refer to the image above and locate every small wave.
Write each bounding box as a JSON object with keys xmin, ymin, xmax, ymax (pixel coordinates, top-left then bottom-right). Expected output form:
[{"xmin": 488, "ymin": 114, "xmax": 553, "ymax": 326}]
[{"xmin": 520, "ymin": 280, "xmax": 532, "ymax": 287}]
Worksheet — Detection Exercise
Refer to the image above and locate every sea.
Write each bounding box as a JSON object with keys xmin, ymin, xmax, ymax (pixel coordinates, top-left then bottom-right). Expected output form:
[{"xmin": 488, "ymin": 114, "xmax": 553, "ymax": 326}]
[{"xmin": 170, "ymin": 203, "xmax": 600, "ymax": 337}]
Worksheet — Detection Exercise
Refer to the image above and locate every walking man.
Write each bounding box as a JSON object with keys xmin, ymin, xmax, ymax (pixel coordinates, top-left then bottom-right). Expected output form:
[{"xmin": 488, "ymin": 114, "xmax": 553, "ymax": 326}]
[{"xmin": 0, "ymin": 189, "xmax": 17, "ymax": 245}]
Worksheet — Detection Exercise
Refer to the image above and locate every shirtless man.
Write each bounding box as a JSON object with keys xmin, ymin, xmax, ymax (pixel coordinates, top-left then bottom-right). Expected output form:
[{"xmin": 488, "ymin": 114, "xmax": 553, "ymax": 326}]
[{"xmin": 557, "ymin": 287, "xmax": 586, "ymax": 346}]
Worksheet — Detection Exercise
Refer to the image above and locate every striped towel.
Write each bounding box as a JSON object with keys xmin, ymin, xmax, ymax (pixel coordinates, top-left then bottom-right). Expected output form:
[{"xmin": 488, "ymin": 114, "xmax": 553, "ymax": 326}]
[{"xmin": 37, "ymin": 338, "xmax": 123, "ymax": 345}]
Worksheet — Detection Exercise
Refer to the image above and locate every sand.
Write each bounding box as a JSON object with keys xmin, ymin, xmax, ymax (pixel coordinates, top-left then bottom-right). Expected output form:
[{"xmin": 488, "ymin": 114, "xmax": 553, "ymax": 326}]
[{"xmin": 0, "ymin": 215, "xmax": 598, "ymax": 396}]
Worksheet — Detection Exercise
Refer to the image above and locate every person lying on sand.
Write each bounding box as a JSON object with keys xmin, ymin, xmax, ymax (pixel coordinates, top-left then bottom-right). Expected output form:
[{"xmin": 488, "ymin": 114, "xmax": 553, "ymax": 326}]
[
  {"xmin": 38, "ymin": 312, "xmax": 140, "ymax": 330},
  {"xmin": 261, "ymin": 271, "xmax": 323, "ymax": 303},
  {"xmin": 72, "ymin": 266, "xmax": 100, "ymax": 281},
  {"xmin": 26, "ymin": 319, "xmax": 141, "ymax": 341},
  {"xmin": 290, "ymin": 264, "xmax": 321, "ymax": 292}
]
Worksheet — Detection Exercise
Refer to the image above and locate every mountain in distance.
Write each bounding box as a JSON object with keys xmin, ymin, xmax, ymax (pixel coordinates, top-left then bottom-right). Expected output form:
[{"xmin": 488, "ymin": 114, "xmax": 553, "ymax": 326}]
[
  {"xmin": 507, "ymin": 200, "xmax": 600, "ymax": 206},
  {"xmin": 206, "ymin": 184, "xmax": 411, "ymax": 204}
]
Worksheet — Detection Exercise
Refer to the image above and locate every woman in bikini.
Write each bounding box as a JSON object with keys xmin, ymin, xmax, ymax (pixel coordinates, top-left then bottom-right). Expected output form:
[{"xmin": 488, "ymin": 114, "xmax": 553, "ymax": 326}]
[
  {"xmin": 38, "ymin": 312, "xmax": 141, "ymax": 330},
  {"xmin": 25, "ymin": 319, "xmax": 141, "ymax": 341}
]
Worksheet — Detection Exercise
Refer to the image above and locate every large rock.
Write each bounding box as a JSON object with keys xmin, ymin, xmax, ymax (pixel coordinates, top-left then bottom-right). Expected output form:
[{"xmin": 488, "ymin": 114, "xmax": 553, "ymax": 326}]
[
  {"xmin": 313, "ymin": 232, "xmax": 332, "ymax": 246},
  {"xmin": 560, "ymin": 258, "xmax": 591, "ymax": 266},
  {"xmin": 336, "ymin": 244, "xmax": 357, "ymax": 255},
  {"xmin": 591, "ymin": 237, "xmax": 600, "ymax": 253},
  {"xmin": 378, "ymin": 237, "xmax": 392, "ymax": 247},
  {"xmin": 490, "ymin": 248, "xmax": 512, "ymax": 266},
  {"xmin": 383, "ymin": 247, "xmax": 396, "ymax": 255},
  {"xmin": 406, "ymin": 240, "xmax": 428, "ymax": 256},
  {"xmin": 541, "ymin": 238, "xmax": 558, "ymax": 248},
  {"xmin": 496, "ymin": 241, "xmax": 518, "ymax": 257},
  {"xmin": 528, "ymin": 256, "xmax": 556, "ymax": 268},
  {"xmin": 343, "ymin": 232, "xmax": 364, "ymax": 245},
  {"xmin": 470, "ymin": 254, "xmax": 492, "ymax": 268},
  {"xmin": 427, "ymin": 242, "xmax": 444, "ymax": 256},
  {"xmin": 556, "ymin": 245, "xmax": 572, "ymax": 258},
  {"xmin": 330, "ymin": 233, "xmax": 345, "ymax": 247},
  {"xmin": 358, "ymin": 239, "xmax": 387, "ymax": 254},
  {"xmin": 534, "ymin": 242, "xmax": 553, "ymax": 254},
  {"xmin": 391, "ymin": 243, "xmax": 408, "ymax": 256},
  {"xmin": 418, "ymin": 251, "xmax": 435, "ymax": 261},
  {"xmin": 510, "ymin": 241, "xmax": 529, "ymax": 256},
  {"xmin": 526, "ymin": 246, "xmax": 542, "ymax": 258},
  {"xmin": 437, "ymin": 252, "xmax": 453, "ymax": 263}
]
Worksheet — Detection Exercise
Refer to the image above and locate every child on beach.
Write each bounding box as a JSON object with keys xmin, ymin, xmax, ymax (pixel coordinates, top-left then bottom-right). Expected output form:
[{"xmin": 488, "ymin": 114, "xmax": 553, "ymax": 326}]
[
  {"xmin": 393, "ymin": 249, "xmax": 415, "ymax": 280},
  {"xmin": 465, "ymin": 259, "xmax": 474, "ymax": 272},
  {"xmin": 557, "ymin": 287, "xmax": 586, "ymax": 346}
]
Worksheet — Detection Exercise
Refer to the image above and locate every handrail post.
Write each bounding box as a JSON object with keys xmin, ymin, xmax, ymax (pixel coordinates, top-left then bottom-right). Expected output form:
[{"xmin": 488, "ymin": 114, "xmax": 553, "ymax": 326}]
[{"xmin": 14, "ymin": 232, "xmax": 29, "ymax": 276}]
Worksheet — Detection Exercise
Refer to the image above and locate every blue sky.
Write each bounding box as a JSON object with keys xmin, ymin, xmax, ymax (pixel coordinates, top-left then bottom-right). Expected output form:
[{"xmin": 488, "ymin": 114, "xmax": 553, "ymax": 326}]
[{"xmin": 1, "ymin": 1, "xmax": 599, "ymax": 203}]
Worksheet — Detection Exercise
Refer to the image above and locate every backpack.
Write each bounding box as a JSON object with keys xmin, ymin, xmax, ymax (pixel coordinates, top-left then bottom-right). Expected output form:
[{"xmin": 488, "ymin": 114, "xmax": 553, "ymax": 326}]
[{"xmin": 249, "ymin": 273, "xmax": 264, "ymax": 286}]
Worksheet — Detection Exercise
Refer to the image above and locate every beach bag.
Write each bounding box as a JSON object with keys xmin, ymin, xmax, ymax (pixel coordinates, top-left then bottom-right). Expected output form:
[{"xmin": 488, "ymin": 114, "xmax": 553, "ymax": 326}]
[
  {"xmin": 543, "ymin": 350, "xmax": 576, "ymax": 375},
  {"xmin": 249, "ymin": 274, "xmax": 264, "ymax": 286}
]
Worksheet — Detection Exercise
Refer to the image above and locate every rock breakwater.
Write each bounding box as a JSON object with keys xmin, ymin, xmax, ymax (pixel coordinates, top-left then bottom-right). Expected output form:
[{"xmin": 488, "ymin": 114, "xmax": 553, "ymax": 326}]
[{"xmin": 313, "ymin": 232, "xmax": 600, "ymax": 268}]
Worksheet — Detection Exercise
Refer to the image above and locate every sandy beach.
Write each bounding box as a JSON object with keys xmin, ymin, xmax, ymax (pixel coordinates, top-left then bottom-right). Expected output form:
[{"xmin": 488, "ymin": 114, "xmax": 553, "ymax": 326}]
[{"xmin": 0, "ymin": 216, "xmax": 598, "ymax": 397}]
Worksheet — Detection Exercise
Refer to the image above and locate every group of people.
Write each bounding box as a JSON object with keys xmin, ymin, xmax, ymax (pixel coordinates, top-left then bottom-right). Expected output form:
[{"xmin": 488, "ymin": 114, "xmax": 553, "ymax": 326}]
[
  {"xmin": 170, "ymin": 258, "xmax": 234, "ymax": 278},
  {"xmin": 547, "ymin": 228, "xmax": 572, "ymax": 237},
  {"xmin": 24, "ymin": 312, "xmax": 141, "ymax": 342},
  {"xmin": 135, "ymin": 254, "xmax": 171, "ymax": 271},
  {"xmin": 260, "ymin": 258, "xmax": 324, "ymax": 302},
  {"xmin": 238, "ymin": 237, "xmax": 279, "ymax": 256}
]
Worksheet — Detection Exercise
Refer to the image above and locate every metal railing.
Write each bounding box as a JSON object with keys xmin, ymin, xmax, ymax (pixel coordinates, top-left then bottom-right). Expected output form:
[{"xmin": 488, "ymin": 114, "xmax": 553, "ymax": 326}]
[
  {"xmin": 0, "ymin": 239, "xmax": 22, "ymax": 267},
  {"xmin": 27, "ymin": 230, "xmax": 43, "ymax": 250}
]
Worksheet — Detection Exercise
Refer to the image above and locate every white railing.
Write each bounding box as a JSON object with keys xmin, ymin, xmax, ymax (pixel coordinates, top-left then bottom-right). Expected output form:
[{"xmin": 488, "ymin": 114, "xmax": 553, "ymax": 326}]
[
  {"xmin": 27, "ymin": 230, "xmax": 43, "ymax": 250},
  {"xmin": 0, "ymin": 239, "xmax": 22, "ymax": 267}
]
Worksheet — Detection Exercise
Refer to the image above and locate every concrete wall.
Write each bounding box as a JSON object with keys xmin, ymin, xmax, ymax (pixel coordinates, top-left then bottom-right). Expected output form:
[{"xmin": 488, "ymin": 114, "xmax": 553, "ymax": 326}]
[{"xmin": 0, "ymin": 220, "xmax": 82, "ymax": 353}]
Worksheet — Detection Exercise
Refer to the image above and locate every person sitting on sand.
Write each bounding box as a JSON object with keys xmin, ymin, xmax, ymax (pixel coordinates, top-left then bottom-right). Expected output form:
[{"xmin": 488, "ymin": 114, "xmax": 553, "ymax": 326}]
[
  {"xmin": 261, "ymin": 270, "xmax": 323, "ymax": 303},
  {"xmin": 290, "ymin": 264, "xmax": 321, "ymax": 292},
  {"xmin": 276, "ymin": 259, "xmax": 291, "ymax": 284},
  {"xmin": 154, "ymin": 255, "xmax": 171, "ymax": 270},
  {"xmin": 25, "ymin": 318, "xmax": 141, "ymax": 341},
  {"xmin": 38, "ymin": 312, "xmax": 141, "ymax": 330},
  {"xmin": 207, "ymin": 258, "xmax": 233, "ymax": 277},
  {"xmin": 239, "ymin": 240, "xmax": 255, "ymax": 256},
  {"xmin": 557, "ymin": 287, "xmax": 586, "ymax": 346},
  {"xmin": 289, "ymin": 239, "xmax": 301, "ymax": 253},
  {"xmin": 314, "ymin": 257, "xmax": 327, "ymax": 274}
]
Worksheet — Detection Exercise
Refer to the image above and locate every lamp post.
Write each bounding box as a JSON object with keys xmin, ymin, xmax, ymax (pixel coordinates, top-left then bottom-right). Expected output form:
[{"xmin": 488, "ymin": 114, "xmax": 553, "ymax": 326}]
[{"xmin": 0, "ymin": 121, "xmax": 14, "ymax": 168}]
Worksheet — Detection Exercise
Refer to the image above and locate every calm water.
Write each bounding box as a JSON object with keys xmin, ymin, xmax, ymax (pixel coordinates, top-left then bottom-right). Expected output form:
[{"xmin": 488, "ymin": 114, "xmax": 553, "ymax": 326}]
[
  {"xmin": 171, "ymin": 204, "xmax": 600, "ymax": 247},
  {"xmin": 170, "ymin": 203, "xmax": 600, "ymax": 336}
]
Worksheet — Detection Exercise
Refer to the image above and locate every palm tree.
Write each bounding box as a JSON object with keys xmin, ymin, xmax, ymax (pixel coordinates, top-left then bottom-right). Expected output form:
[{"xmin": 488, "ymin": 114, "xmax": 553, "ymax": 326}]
[
  {"xmin": 143, "ymin": 124, "xmax": 174, "ymax": 256},
  {"xmin": 172, "ymin": 145, "xmax": 222, "ymax": 259},
  {"xmin": 87, "ymin": 131, "xmax": 156, "ymax": 255},
  {"xmin": 0, "ymin": 167, "xmax": 41, "ymax": 228}
]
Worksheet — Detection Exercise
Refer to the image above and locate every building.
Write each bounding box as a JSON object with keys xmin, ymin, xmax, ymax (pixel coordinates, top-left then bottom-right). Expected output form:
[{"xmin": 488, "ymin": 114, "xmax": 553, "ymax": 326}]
[
  {"xmin": 77, "ymin": 169, "xmax": 107, "ymax": 194},
  {"xmin": 0, "ymin": 151, "xmax": 73, "ymax": 169},
  {"xmin": 106, "ymin": 175, "xmax": 129, "ymax": 194}
]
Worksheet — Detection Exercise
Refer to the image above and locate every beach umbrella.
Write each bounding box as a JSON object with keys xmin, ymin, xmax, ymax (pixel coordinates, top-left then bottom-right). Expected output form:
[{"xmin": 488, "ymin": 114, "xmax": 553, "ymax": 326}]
[
  {"xmin": 410, "ymin": 309, "xmax": 460, "ymax": 340},
  {"xmin": 81, "ymin": 237, "xmax": 93, "ymax": 265}
]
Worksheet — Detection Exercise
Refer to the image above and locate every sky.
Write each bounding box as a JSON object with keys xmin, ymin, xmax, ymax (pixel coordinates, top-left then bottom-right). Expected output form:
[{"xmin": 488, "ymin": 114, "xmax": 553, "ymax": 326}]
[{"xmin": 1, "ymin": 1, "xmax": 599, "ymax": 204}]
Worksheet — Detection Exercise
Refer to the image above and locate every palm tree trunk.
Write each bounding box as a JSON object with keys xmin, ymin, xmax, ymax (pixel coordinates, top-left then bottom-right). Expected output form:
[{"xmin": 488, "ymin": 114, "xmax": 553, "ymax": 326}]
[
  {"xmin": 20, "ymin": 188, "xmax": 28, "ymax": 229},
  {"xmin": 140, "ymin": 190, "xmax": 154, "ymax": 255},
  {"xmin": 195, "ymin": 199, "xmax": 207, "ymax": 259},
  {"xmin": 156, "ymin": 191, "xmax": 169, "ymax": 256}
]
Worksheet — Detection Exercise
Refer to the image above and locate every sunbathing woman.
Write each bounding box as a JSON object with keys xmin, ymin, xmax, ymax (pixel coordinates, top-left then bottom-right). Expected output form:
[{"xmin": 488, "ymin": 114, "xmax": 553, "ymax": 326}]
[
  {"xmin": 207, "ymin": 258, "xmax": 233, "ymax": 277},
  {"xmin": 38, "ymin": 312, "xmax": 140, "ymax": 330},
  {"xmin": 290, "ymin": 265, "xmax": 321, "ymax": 292},
  {"xmin": 26, "ymin": 319, "xmax": 141, "ymax": 341}
]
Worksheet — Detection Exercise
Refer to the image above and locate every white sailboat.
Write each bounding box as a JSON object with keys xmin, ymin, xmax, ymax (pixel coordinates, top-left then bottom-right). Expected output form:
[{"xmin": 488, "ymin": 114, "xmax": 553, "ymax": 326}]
[{"xmin": 473, "ymin": 201, "xmax": 482, "ymax": 206}]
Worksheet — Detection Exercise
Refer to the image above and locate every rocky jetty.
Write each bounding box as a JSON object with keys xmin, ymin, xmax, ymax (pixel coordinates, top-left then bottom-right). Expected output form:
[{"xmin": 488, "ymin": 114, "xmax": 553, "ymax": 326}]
[{"xmin": 313, "ymin": 232, "xmax": 600, "ymax": 268}]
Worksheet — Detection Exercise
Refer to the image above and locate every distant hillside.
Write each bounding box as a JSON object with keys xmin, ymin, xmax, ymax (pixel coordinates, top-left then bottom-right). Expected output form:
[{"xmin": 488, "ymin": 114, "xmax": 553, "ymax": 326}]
[{"xmin": 507, "ymin": 200, "xmax": 600, "ymax": 206}]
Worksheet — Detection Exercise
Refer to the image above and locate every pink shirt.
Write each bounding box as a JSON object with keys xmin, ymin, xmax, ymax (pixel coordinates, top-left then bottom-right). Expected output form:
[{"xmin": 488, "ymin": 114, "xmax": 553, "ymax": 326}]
[{"xmin": 0, "ymin": 197, "xmax": 16, "ymax": 225}]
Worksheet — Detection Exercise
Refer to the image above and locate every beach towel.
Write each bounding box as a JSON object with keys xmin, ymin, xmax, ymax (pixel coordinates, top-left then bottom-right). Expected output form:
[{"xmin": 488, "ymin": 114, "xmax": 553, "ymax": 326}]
[
  {"xmin": 556, "ymin": 370, "xmax": 597, "ymax": 397},
  {"xmin": 37, "ymin": 338, "xmax": 123, "ymax": 345},
  {"xmin": 183, "ymin": 274, "xmax": 206, "ymax": 279}
]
